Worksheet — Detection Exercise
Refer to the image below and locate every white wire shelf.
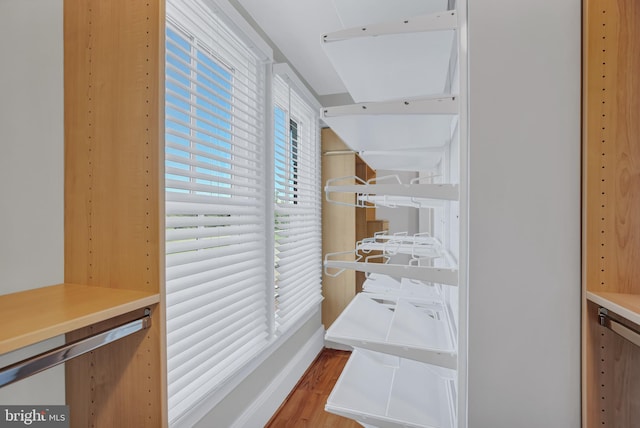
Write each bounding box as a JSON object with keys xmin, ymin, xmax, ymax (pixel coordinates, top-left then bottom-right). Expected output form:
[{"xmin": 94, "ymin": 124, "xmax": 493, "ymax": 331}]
[
  {"xmin": 325, "ymin": 349, "xmax": 456, "ymax": 428},
  {"xmin": 358, "ymin": 231, "xmax": 453, "ymax": 261},
  {"xmin": 325, "ymin": 175, "xmax": 459, "ymax": 209},
  {"xmin": 321, "ymin": 11, "xmax": 457, "ymax": 102},
  {"xmin": 358, "ymin": 193, "xmax": 448, "ymax": 208},
  {"xmin": 362, "ymin": 274, "xmax": 444, "ymax": 300},
  {"xmin": 325, "ymin": 292, "xmax": 457, "ymax": 369},
  {"xmin": 324, "ymin": 250, "xmax": 458, "ymax": 286}
]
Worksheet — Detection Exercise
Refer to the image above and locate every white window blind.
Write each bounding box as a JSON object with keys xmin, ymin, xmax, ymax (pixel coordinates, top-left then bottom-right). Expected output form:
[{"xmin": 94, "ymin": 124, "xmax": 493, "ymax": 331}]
[
  {"xmin": 165, "ymin": 1, "xmax": 268, "ymax": 423},
  {"xmin": 273, "ymin": 74, "xmax": 323, "ymax": 331}
]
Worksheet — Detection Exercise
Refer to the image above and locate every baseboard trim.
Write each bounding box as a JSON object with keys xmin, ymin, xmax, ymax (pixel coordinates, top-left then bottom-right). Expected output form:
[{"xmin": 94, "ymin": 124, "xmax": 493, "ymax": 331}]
[{"xmin": 231, "ymin": 325, "xmax": 325, "ymax": 428}]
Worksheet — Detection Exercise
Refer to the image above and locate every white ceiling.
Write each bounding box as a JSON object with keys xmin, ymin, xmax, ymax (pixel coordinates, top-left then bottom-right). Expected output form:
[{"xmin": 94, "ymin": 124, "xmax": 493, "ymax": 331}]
[
  {"xmin": 235, "ymin": 0, "xmax": 450, "ymax": 100},
  {"xmin": 236, "ymin": 0, "xmax": 346, "ymax": 97}
]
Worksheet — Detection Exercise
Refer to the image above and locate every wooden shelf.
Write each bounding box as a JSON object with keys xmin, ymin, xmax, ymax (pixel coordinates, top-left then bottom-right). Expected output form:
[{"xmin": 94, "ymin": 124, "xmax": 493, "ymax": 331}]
[
  {"xmin": 586, "ymin": 291, "xmax": 640, "ymax": 327},
  {"xmin": 0, "ymin": 283, "xmax": 159, "ymax": 354}
]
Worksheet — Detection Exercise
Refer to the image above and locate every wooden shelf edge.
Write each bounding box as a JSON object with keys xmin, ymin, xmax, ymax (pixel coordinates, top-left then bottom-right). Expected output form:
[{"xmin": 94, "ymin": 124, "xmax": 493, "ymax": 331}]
[
  {"xmin": 586, "ymin": 291, "xmax": 640, "ymax": 326},
  {"xmin": 0, "ymin": 283, "xmax": 160, "ymax": 355}
]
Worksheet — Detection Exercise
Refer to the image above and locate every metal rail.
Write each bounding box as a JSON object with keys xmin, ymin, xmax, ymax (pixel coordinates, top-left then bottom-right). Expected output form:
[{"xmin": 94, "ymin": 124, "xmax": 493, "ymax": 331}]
[
  {"xmin": 0, "ymin": 309, "xmax": 151, "ymax": 388},
  {"xmin": 599, "ymin": 307, "xmax": 640, "ymax": 348}
]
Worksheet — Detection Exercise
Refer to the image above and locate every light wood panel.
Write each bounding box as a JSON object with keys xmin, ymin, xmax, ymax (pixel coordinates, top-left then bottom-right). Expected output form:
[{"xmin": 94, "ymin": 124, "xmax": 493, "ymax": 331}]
[
  {"xmin": 583, "ymin": 0, "xmax": 640, "ymax": 294},
  {"xmin": 64, "ymin": 0, "xmax": 163, "ymax": 294},
  {"xmin": 63, "ymin": 0, "xmax": 166, "ymax": 426},
  {"xmin": 585, "ymin": 301, "xmax": 640, "ymax": 426},
  {"xmin": 583, "ymin": 0, "xmax": 640, "ymax": 425},
  {"xmin": 66, "ymin": 307, "xmax": 163, "ymax": 428},
  {"xmin": 355, "ymin": 156, "xmax": 376, "ymax": 293},
  {"xmin": 322, "ymin": 128, "xmax": 356, "ymax": 328},
  {"xmin": 0, "ymin": 284, "xmax": 158, "ymax": 354},
  {"xmin": 587, "ymin": 292, "xmax": 640, "ymax": 326}
]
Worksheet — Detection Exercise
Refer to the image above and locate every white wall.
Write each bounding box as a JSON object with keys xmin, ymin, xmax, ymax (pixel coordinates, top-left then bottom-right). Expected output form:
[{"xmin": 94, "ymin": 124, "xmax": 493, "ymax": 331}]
[
  {"xmin": 0, "ymin": 0, "xmax": 65, "ymax": 404},
  {"xmin": 466, "ymin": 0, "xmax": 581, "ymax": 426},
  {"xmin": 375, "ymin": 170, "xmax": 419, "ymax": 235}
]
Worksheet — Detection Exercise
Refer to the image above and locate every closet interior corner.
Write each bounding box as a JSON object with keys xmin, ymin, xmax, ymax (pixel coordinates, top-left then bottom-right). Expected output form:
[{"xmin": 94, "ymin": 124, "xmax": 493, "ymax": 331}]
[{"xmin": 320, "ymin": 0, "xmax": 466, "ymax": 426}]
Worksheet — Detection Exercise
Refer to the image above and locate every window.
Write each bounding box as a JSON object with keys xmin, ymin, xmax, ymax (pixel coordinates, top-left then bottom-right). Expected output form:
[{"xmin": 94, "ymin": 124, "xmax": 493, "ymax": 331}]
[
  {"xmin": 165, "ymin": 2, "xmax": 268, "ymax": 424},
  {"xmin": 164, "ymin": 1, "xmax": 322, "ymax": 426},
  {"xmin": 273, "ymin": 74, "xmax": 323, "ymax": 331}
]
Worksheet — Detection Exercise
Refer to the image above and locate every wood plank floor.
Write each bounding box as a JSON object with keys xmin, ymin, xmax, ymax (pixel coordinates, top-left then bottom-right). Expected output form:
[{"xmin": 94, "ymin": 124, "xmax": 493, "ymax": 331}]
[{"xmin": 265, "ymin": 348, "xmax": 361, "ymax": 428}]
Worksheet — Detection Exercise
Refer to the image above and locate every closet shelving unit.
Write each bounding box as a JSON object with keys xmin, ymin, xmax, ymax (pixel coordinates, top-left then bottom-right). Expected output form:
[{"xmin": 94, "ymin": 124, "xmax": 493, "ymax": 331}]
[{"xmin": 320, "ymin": 1, "xmax": 465, "ymax": 427}]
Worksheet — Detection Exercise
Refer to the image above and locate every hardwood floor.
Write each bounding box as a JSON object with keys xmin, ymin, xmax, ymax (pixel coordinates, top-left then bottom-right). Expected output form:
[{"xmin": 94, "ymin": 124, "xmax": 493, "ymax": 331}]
[{"xmin": 266, "ymin": 348, "xmax": 361, "ymax": 428}]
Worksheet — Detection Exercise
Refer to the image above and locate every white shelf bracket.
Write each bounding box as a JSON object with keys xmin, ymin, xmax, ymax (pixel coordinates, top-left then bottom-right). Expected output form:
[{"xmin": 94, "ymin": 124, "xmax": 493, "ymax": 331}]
[
  {"xmin": 322, "ymin": 96, "xmax": 458, "ymax": 117},
  {"xmin": 322, "ymin": 10, "xmax": 458, "ymax": 43}
]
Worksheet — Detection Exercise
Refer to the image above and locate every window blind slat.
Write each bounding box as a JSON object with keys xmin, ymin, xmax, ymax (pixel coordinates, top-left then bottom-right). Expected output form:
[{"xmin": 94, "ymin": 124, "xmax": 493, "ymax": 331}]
[
  {"xmin": 166, "ymin": 181, "xmax": 261, "ymax": 199},
  {"xmin": 167, "ymin": 222, "xmax": 262, "ymax": 241},
  {"xmin": 168, "ymin": 293, "xmax": 265, "ymax": 354},
  {"xmin": 166, "ymin": 266, "xmax": 264, "ymax": 311},
  {"xmin": 166, "ymin": 247, "xmax": 264, "ymax": 280},
  {"xmin": 167, "ymin": 154, "xmax": 261, "ymax": 182},
  {"xmin": 278, "ymin": 294, "xmax": 323, "ymax": 324},
  {"xmin": 167, "ymin": 236, "xmax": 264, "ymax": 261},
  {"xmin": 167, "ymin": 259, "xmax": 263, "ymax": 295},
  {"xmin": 166, "ymin": 127, "xmax": 261, "ymax": 161},
  {"xmin": 169, "ymin": 331, "xmax": 268, "ymax": 417},
  {"xmin": 166, "ymin": 214, "xmax": 261, "ymax": 228},
  {"xmin": 277, "ymin": 229, "xmax": 321, "ymax": 241},
  {"xmin": 166, "ymin": 85, "xmax": 263, "ymax": 143},
  {"xmin": 278, "ymin": 285, "xmax": 322, "ymax": 315},
  {"xmin": 169, "ymin": 315, "xmax": 268, "ymax": 393},
  {"xmin": 277, "ymin": 258, "xmax": 320, "ymax": 281},
  {"xmin": 166, "ymin": 63, "xmax": 263, "ymax": 126},
  {"xmin": 166, "ymin": 192, "xmax": 263, "ymax": 210}
]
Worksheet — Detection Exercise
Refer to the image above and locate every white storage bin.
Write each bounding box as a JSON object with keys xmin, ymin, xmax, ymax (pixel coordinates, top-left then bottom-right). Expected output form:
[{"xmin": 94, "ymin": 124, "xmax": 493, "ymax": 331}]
[
  {"xmin": 325, "ymin": 293, "xmax": 457, "ymax": 368},
  {"xmin": 326, "ymin": 350, "xmax": 456, "ymax": 428},
  {"xmin": 363, "ymin": 275, "xmax": 442, "ymax": 300}
]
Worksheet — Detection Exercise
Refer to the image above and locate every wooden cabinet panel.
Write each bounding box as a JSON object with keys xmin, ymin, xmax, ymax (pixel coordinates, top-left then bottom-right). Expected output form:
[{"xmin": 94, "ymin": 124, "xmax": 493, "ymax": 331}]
[
  {"xmin": 322, "ymin": 129, "xmax": 389, "ymax": 325},
  {"xmin": 63, "ymin": 0, "xmax": 166, "ymax": 425},
  {"xmin": 322, "ymin": 129, "xmax": 356, "ymax": 328},
  {"xmin": 583, "ymin": 0, "xmax": 640, "ymax": 425}
]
